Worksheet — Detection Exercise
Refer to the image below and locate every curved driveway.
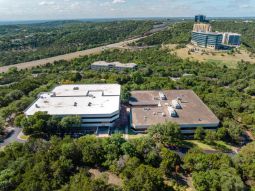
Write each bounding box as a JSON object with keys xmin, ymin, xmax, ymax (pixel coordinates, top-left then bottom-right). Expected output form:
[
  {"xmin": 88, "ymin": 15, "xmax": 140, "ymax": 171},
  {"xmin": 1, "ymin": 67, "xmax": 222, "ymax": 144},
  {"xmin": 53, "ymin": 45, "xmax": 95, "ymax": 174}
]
[{"xmin": 0, "ymin": 128, "xmax": 26, "ymax": 147}]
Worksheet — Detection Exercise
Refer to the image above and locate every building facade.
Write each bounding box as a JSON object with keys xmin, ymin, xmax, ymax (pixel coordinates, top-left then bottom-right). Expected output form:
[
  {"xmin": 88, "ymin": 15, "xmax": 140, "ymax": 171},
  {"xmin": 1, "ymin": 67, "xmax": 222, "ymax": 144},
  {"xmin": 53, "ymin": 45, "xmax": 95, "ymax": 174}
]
[
  {"xmin": 129, "ymin": 90, "xmax": 220, "ymax": 134},
  {"xmin": 91, "ymin": 61, "xmax": 137, "ymax": 72},
  {"xmin": 222, "ymin": 33, "xmax": 241, "ymax": 46},
  {"xmin": 191, "ymin": 32, "xmax": 223, "ymax": 49},
  {"xmin": 195, "ymin": 15, "xmax": 208, "ymax": 23},
  {"xmin": 191, "ymin": 15, "xmax": 241, "ymax": 50},
  {"xmin": 24, "ymin": 84, "xmax": 121, "ymax": 129},
  {"xmin": 193, "ymin": 23, "xmax": 212, "ymax": 33}
]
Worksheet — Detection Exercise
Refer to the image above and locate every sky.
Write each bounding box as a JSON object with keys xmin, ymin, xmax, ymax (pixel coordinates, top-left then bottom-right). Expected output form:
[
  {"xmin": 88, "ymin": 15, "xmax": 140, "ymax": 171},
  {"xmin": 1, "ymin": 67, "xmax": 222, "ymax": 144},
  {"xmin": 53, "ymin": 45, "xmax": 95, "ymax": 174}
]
[{"xmin": 0, "ymin": 0, "xmax": 254, "ymax": 21}]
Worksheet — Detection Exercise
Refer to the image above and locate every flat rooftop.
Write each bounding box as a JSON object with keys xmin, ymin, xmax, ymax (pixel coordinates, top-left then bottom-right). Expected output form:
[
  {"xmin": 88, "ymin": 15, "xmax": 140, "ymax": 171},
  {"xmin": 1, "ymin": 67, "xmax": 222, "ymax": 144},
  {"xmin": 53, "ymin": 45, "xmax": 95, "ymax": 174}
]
[
  {"xmin": 25, "ymin": 84, "xmax": 121, "ymax": 116},
  {"xmin": 91, "ymin": 61, "xmax": 137, "ymax": 68},
  {"xmin": 130, "ymin": 90, "xmax": 220, "ymax": 128}
]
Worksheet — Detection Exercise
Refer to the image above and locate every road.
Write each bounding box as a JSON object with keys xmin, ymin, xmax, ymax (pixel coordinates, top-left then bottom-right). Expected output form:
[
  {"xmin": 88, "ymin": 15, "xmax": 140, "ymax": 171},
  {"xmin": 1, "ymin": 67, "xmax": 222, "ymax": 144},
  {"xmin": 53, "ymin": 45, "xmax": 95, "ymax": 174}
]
[
  {"xmin": 0, "ymin": 37, "xmax": 143, "ymax": 73},
  {"xmin": 0, "ymin": 127, "xmax": 26, "ymax": 148}
]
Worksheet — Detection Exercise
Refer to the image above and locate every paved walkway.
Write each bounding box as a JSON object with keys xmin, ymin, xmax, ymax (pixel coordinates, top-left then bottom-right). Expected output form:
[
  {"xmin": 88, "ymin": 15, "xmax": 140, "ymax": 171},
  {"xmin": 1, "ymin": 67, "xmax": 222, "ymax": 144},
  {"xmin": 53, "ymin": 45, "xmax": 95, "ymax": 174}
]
[{"xmin": 0, "ymin": 127, "xmax": 26, "ymax": 148}]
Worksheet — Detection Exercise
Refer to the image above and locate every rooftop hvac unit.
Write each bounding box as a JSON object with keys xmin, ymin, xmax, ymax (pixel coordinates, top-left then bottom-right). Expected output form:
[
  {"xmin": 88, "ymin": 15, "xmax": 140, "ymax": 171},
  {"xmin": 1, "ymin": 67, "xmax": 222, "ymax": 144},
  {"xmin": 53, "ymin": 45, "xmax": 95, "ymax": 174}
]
[
  {"xmin": 172, "ymin": 99, "xmax": 182, "ymax": 109},
  {"xmin": 74, "ymin": 102, "xmax": 78, "ymax": 107},
  {"xmin": 159, "ymin": 92, "xmax": 167, "ymax": 100},
  {"xmin": 168, "ymin": 107, "xmax": 178, "ymax": 117},
  {"xmin": 73, "ymin": 87, "xmax": 79, "ymax": 90},
  {"xmin": 51, "ymin": 92, "xmax": 56, "ymax": 97}
]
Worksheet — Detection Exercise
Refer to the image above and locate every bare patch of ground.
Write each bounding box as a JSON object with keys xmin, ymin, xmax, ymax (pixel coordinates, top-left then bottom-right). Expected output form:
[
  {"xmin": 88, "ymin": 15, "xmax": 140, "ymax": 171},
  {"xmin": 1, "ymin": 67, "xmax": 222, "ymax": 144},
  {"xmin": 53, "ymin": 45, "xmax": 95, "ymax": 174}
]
[
  {"xmin": 89, "ymin": 168, "xmax": 123, "ymax": 187},
  {"xmin": 163, "ymin": 44, "xmax": 255, "ymax": 68}
]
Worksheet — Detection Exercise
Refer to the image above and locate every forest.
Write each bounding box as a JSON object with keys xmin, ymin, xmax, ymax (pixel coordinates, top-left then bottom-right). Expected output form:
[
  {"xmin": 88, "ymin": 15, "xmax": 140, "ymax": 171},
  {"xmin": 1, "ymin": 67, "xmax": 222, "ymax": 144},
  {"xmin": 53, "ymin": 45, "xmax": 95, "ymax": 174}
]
[
  {"xmin": 0, "ymin": 45, "xmax": 255, "ymax": 190},
  {"xmin": 0, "ymin": 20, "xmax": 154, "ymax": 66},
  {"xmin": 0, "ymin": 124, "xmax": 254, "ymax": 191},
  {"xmin": 0, "ymin": 19, "xmax": 255, "ymax": 190}
]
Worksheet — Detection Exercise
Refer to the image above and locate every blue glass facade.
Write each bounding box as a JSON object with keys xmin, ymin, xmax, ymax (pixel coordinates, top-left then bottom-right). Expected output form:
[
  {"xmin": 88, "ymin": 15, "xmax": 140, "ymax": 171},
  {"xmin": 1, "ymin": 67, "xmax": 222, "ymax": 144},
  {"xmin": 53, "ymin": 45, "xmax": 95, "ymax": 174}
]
[
  {"xmin": 192, "ymin": 32, "xmax": 223, "ymax": 49},
  {"xmin": 195, "ymin": 15, "xmax": 208, "ymax": 23},
  {"xmin": 228, "ymin": 35, "xmax": 241, "ymax": 46}
]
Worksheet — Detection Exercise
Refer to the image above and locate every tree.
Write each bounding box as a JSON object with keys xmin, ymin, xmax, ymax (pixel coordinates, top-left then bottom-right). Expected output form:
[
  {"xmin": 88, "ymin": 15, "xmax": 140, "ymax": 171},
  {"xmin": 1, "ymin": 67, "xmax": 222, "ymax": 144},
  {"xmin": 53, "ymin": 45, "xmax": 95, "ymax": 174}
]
[
  {"xmin": 21, "ymin": 112, "xmax": 51, "ymax": 136},
  {"xmin": 192, "ymin": 168, "xmax": 244, "ymax": 191},
  {"xmin": 183, "ymin": 148, "xmax": 232, "ymax": 172},
  {"xmin": 216, "ymin": 127, "xmax": 227, "ymax": 140},
  {"xmin": 123, "ymin": 164, "xmax": 165, "ymax": 191},
  {"xmin": 14, "ymin": 114, "xmax": 25, "ymax": 127},
  {"xmin": 0, "ymin": 117, "xmax": 5, "ymax": 135},
  {"xmin": 160, "ymin": 148, "xmax": 181, "ymax": 177},
  {"xmin": 76, "ymin": 135, "xmax": 105, "ymax": 166},
  {"xmin": 194, "ymin": 127, "xmax": 204, "ymax": 140},
  {"xmin": 148, "ymin": 122, "xmax": 181, "ymax": 146},
  {"xmin": 121, "ymin": 86, "xmax": 131, "ymax": 103},
  {"xmin": 235, "ymin": 142, "xmax": 255, "ymax": 186},
  {"xmin": 60, "ymin": 116, "xmax": 81, "ymax": 132},
  {"xmin": 131, "ymin": 137, "xmax": 161, "ymax": 167},
  {"xmin": 102, "ymin": 134, "xmax": 126, "ymax": 168},
  {"xmin": 204, "ymin": 130, "xmax": 217, "ymax": 144}
]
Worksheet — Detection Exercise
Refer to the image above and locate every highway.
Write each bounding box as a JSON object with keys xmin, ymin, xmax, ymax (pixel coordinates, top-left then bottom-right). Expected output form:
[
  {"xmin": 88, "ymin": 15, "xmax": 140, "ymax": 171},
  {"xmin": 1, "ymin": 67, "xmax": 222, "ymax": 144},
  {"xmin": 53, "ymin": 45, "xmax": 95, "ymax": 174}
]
[{"xmin": 0, "ymin": 37, "xmax": 142, "ymax": 73}]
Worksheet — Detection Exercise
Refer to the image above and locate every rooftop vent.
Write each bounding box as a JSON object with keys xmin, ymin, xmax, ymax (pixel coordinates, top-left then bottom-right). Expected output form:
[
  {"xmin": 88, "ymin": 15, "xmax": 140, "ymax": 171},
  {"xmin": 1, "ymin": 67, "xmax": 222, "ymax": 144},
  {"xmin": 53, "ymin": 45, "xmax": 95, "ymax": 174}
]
[
  {"xmin": 74, "ymin": 102, "xmax": 77, "ymax": 107},
  {"xmin": 51, "ymin": 92, "xmax": 56, "ymax": 97},
  {"xmin": 73, "ymin": 87, "xmax": 79, "ymax": 90},
  {"xmin": 159, "ymin": 92, "xmax": 167, "ymax": 100},
  {"xmin": 168, "ymin": 107, "xmax": 178, "ymax": 118},
  {"xmin": 172, "ymin": 99, "xmax": 182, "ymax": 109},
  {"xmin": 88, "ymin": 102, "xmax": 92, "ymax": 107}
]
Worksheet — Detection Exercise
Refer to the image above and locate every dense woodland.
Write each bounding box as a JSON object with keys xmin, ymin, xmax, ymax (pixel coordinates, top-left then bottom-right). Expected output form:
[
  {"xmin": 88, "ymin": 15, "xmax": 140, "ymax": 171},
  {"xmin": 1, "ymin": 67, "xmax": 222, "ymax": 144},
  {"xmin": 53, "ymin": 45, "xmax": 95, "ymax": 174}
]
[
  {"xmin": 0, "ymin": 19, "xmax": 255, "ymax": 190},
  {"xmin": 0, "ymin": 20, "xmax": 154, "ymax": 66}
]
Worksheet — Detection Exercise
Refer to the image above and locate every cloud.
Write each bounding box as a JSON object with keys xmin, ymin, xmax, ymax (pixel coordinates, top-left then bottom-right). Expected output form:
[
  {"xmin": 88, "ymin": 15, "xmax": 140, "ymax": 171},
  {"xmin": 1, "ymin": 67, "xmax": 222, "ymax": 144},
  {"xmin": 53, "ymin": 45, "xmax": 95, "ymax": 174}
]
[
  {"xmin": 112, "ymin": 0, "xmax": 126, "ymax": 4},
  {"xmin": 39, "ymin": 1, "xmax": 56, "ymax": 6},
  {"xmin": 0, "ymin": 0, "xmax": 255, "ymax": 21}
]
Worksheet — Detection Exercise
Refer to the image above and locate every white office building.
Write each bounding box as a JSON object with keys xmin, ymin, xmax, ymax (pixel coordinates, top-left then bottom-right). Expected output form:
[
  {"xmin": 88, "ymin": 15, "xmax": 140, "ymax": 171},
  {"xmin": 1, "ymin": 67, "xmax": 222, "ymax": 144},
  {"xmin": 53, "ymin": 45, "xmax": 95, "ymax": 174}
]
[
  {"xmin": 24, "ymin": 84, "xmax": 121, "ymax": 128},
  {"xmin": 91, "ymin": 61, "xmax": 137, "ymax": 71}
]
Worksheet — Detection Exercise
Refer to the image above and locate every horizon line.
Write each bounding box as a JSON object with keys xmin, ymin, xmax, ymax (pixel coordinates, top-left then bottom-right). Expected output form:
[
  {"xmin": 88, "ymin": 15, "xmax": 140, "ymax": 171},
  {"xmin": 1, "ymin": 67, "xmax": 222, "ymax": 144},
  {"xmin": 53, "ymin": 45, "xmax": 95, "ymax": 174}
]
[{"xmin": 1, "ymin": 16, "xmax": 255, "ymax": 22}]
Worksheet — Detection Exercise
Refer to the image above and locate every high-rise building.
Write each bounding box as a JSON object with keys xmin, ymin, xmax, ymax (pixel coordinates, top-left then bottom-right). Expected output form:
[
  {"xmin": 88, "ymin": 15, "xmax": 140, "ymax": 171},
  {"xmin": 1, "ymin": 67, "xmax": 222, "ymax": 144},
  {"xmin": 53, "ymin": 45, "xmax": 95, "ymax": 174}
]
[
  {"xmin": 191, "ymin": 15, "xmax": 241, "ymax": 49},
  {"xmin": 195, "ymin": 15, "xmax": 208, "ymax": 23},
  {"xmin": 193, "ymin": 23, "xmax": 212, "ymax": 33}
]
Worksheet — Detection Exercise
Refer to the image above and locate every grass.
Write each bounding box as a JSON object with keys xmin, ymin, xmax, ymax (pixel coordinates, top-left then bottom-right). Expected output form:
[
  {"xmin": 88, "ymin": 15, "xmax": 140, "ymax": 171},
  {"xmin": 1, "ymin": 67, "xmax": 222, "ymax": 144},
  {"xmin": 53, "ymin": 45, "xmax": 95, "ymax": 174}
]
[
  {"xmin": 167, "ymin": 44, "xmax": 255, "ymax": 68},
  {"xmin": 185, "ymin": 140, "xmax": 216, "ymax": 151},
  {"xmin": 207, "ymin": 59, "xmax": 238, "ymax": 69},
  {"xmin": 128, "ymin": 133, "xmax": 147, "ymax": 139},
  {"xmin": 214, "ymin": 141, "xmax": 234, "ymax": 152},
  {"xmin": 20, "ymin": 134, "xmax": 29, "ymax": 140}
]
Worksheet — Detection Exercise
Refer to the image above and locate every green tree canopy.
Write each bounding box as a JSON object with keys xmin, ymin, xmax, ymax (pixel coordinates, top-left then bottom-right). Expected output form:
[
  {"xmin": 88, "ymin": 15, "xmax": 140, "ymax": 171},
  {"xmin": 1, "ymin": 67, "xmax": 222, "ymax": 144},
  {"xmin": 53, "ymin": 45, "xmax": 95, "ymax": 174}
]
[{"xmin": 148, "ymin": 122, "xmax": 181, "ymax": 146}]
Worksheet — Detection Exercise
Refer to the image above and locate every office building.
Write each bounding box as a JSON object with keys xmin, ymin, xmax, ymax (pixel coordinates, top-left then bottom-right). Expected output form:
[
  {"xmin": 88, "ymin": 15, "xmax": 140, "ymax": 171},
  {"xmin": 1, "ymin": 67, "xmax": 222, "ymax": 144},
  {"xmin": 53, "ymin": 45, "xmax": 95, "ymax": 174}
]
[
  {"xmin": 222, "ymin": 33, "xmax": 241, "ymax": 47},
  {"xmin": 91, "ymin": 61, "xmax": 137, "ymax": 72},
  {"xmin": 191, "ymin": 32, "xmax": 223, "ymax": 49},
  {"xmin": 191, "ymin": 15, "xmax": 241, "ymax": 49},
  {"xmin": 195, "ymin": 15, "xmax": 208, "ymax": 23},
  {"xmin": 129, "ymin": 90, "xmax": 220, "ymax": 134},
  {"xmin": 25, "ymin": 84, "xmax": 121, "ymax": 129},
  {"xmin": 193, "ymin": 23, "xmax": 212, "ymax": 33}
]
